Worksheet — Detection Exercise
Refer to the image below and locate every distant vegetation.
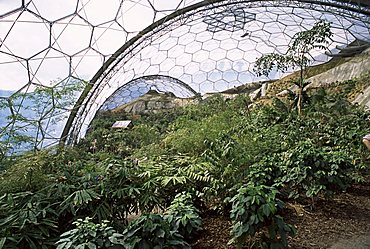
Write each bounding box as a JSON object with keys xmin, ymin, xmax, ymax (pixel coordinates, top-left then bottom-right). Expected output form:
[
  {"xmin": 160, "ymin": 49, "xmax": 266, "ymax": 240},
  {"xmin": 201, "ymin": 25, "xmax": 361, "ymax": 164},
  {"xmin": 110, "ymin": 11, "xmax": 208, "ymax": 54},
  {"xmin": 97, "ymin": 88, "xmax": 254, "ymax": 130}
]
[{"xmin": 0, "ymin": 73, "xmax": 369, "ymax": 248}]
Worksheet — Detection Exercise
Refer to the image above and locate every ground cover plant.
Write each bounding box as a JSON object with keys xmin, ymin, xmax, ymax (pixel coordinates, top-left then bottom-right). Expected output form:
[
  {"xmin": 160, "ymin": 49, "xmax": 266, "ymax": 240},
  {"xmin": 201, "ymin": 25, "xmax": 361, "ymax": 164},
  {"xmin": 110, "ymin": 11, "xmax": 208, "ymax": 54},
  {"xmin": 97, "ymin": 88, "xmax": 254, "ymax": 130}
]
[{"xmin": 0, "ymin": 74, "xmax": 369, "ymax": 248}]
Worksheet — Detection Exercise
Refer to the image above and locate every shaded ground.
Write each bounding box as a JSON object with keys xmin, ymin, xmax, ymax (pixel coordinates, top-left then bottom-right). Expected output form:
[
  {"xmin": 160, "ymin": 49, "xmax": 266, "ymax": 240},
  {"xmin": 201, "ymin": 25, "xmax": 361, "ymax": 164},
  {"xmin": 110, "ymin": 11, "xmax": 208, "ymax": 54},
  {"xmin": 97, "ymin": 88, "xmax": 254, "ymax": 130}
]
[{"xmin": 191, "ymin": 176, "xmax": 370, "ymax": 249}]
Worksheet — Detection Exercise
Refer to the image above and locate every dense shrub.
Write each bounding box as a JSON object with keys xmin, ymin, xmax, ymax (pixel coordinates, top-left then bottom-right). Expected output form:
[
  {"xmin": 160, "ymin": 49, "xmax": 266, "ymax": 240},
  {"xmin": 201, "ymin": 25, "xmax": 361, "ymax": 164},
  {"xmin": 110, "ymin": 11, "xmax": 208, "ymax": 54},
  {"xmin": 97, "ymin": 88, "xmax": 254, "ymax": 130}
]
[
  {"xmin": 121, "ymin": 214, "xmax": 190, "ymax": 249},
  {"xmin": 0, "ymin": 151, "xmax": 51, "ymax": 195},
  {"xmin": 56, "ymin": 217, "xmax": 124, "ymax": 249},
  {"xmin": 165, "ymin": 192, "xmax": 202, "ymax": 239},
  {"xmin": 0, "ymin": 191, "xmax": 59, "ymax": 248},
  {"xmin": 229, "ymin": 184, "xmax": 296, "ymax": 249}
]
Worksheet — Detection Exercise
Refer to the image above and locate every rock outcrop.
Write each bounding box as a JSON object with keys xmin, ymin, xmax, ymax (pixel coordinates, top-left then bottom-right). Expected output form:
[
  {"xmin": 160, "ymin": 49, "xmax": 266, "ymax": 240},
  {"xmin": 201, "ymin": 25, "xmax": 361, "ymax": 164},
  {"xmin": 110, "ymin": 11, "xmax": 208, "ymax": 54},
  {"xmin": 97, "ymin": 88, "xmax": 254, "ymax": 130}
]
[
  {"xmin": 111, "ymin": 90, "xmax": 197, "ymax": 114},
  {"xmin": 275, "ymin": 48, "xmax": 370, "ymax": 98},
  {"xmin": 307, "ymin": 48, "xmax": 370, "ymax": 89}
]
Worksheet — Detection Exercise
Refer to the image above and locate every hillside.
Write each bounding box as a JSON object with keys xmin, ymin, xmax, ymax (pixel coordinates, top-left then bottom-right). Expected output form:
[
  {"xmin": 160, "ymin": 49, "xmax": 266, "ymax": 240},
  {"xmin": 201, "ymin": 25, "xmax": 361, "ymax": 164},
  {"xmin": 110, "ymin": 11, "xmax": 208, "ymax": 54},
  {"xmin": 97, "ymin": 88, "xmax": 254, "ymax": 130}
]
[
  {"xmin": 108, "ymin": 89, "xmax": 198, "ymax": 114},
  {"xmin": 95, "ymin": 48, "xmax": 370, "ymax": 119}
]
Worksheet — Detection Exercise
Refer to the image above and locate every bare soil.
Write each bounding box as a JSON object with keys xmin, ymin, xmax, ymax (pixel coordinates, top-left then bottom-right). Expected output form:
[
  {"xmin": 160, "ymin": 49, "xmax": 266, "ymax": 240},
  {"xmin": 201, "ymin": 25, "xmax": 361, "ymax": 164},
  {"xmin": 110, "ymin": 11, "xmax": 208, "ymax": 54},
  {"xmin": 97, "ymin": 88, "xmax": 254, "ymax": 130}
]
[{"xmin": 191, "ymin": 176, "xmax": 370, "ymax": 249}]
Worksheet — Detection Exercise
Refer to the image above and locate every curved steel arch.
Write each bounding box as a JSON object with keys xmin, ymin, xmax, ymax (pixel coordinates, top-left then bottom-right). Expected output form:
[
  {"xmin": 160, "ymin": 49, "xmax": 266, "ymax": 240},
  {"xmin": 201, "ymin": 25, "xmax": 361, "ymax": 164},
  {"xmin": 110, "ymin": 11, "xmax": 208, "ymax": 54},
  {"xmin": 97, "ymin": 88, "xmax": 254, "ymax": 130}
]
[{"xmin": 61, "ymin": 0, "xmax": 370, "ymax": 144}]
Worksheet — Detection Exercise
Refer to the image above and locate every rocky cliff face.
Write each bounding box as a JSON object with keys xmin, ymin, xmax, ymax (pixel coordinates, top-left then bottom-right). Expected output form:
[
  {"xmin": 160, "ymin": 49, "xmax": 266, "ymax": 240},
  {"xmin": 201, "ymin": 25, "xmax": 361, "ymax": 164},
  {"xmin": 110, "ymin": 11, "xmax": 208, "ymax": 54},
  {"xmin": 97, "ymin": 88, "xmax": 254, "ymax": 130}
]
[
  {"xmin": 272, "ymin": 48, "xmax": 370, "ymax": 103},
  {"xmin": 110, "ymin": 90, "xmax": 198, "ymax": 114},
  {"xmin": 308, "ymin": 48, "xmax": 370, "ymax": 109},
  {"xmin": 307, "ymin": 48, "xmax": 370, "ymax": 89}
]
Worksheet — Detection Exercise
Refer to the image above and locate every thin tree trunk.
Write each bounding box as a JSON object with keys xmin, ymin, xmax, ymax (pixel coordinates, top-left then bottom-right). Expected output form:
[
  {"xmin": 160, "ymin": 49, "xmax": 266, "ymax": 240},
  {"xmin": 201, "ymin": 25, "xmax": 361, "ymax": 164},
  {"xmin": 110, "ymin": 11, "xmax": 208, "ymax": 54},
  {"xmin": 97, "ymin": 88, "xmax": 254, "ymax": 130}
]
[
  {"xmin": 297, "ymin": 65, "xmax": 304, "ymax": 115},
  {"xmin": 297, "ymin": 86, "xmax": 303, "ymax": 115}
]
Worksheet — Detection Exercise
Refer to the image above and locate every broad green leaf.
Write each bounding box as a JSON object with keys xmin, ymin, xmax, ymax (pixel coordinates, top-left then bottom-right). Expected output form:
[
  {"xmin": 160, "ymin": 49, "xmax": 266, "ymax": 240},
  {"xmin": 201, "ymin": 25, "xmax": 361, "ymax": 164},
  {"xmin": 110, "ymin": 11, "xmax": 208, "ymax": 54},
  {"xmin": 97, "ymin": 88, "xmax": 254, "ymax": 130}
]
[{"xmin": 0, "ymin": 238, "xmax": 6, "ymax": 249}]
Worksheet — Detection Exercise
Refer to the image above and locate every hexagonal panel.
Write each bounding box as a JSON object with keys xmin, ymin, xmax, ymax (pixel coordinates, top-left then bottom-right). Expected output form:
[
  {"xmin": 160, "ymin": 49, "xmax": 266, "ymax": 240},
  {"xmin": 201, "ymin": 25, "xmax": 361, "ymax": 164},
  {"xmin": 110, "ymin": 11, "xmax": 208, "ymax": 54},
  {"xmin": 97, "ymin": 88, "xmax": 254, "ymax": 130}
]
[
  {"xmin": 226, "ymin": 48, "xmax": 244, "ymax": 61},
  {"xmin": 208, "ymin": 70, "xmax": 222, "ymax": 82},
  {"xmin": 172, "ymin": 24, "xmax": 191, "ymax": 38},
  {"xmin": 214, "ymin": 80, "xmax": 229, "ymax": 91},
  {"xmin": 77, "ymin": 0, "xmax": 120, "ymax": 26},
  {"xmin": 71, "ymin": 48, "xmax": 105, "ymax": 79},
  {"xmin": 209, "ymin": 48, "xmax": 227, "ymax": 61},
  {"xmin": 184, "ymin": 61, "xmax": 200, "ymax": 74},
  {"xmin": 144, "ymin": 65, "xmax": 160, "ymax": 75},
  {"xmin": 27, "ymin": 0, "xmax": 76, "ymax": 22},
  {"xmin": 0, "ymin": 53, "xmax": 29, "ymax": 90},
  {"xmin": 202, "ymin": 40, "xmax": 221, "ymax": 52},
  {"xmin": 176, "ymin": 53, "xmax": 192, "ymax": 66},
  {"xmin": 91, "ymin": 22, "xmax": 128, "ymax": 55},
  {"xmin": 0, "ymin": 11, "xmax": 50, "ymax": 59},
  {"xmin": 220, "ymin": 39, "xmax": 238, "ymax": 50},
  {"xmin": 199, "ymin": 82, "xmax": 214, "ymax": 93},
  {"xmin": 159, "ymin": 37, "xmax": 178, "ymax": 51},
  {"xmin": 169, "ymin": 66, "xmax": 184, "ymax": 78},
  {"xmin": 223, "ymin": 70, "xmax": 238, "ymax": 82},
  {"xmin": 159, "ymin": 58, "xmax": 176, "ymax": 71},
  {"xmin": 238, "ymin": 72, "xmax": 254, "ymax": 83},
  {"xmin": 28, "ymin": 48, "xmax": 70, "ymax": 86},
  {"xmin": 192, "ymin": 72, "xmax": 207, "ymax": 84},
  {"xmin": 193, "ymin": 50, "xmax": 210, "ymax": 63},
  {"xmin": 150, "ymin": 51, "xmax": 167, "ymax": 65},
  {"xmin": 168, "ymin": 45, "xmax": 185, "ymax": 58},
  {"xmin": 120, "ymin": 1, "xmax": 154, "ymax": 32},
  {"xmin": 199, "ymin": 59, "xmax": 216, "ymax": 72},
  {"xmin": 216, "ymin": 59, "xmax": 232, "ymax": 71},
  {"xmin": 178, "ymin": 32, "xmax": 196, "ymax": 46},
  {"xmin": 141, "ymin": 45, "xmax": 160, "ymax": 60},
  {"xmin": 185, "ymin": 41, "xmax": 202, "ymax": 54},
  {"xmin": 195, "ymin": 31, "xmax": 212, "ymax": 43},
  {"xmin": 52, "ymin": 15, "xmax": 92, "ymax": 56},
  {"xmin": 232, "ymin": 61, "xmax": 247, "ymax": 73},
  {"xmin": 134, "ymin": 59, "xmax": 151, "ymax": 75}
]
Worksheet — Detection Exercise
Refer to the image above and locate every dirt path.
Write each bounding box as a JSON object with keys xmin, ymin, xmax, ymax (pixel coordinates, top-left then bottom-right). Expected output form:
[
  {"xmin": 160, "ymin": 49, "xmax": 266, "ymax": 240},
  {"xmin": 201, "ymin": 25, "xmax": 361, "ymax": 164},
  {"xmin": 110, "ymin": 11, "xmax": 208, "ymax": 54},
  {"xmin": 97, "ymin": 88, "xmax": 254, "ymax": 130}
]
[
  {"xmin": 330, "ymin": 234, "xmax": 370, "ymax": 249},
  {"xmin": 286, "ymin": 178, "xmax": 370, "ymax": 249}
]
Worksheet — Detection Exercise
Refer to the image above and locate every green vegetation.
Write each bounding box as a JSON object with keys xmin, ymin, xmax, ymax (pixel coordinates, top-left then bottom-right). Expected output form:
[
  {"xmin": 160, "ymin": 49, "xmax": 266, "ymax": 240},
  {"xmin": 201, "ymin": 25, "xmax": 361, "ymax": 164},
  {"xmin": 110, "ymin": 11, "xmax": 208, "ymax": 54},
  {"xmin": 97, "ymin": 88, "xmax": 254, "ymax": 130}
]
[
  {"xmin": 229, "ymin": 184, "xmax": 295, "ymax": 249},
  {"xmin": 56, "ymin": 218, "xmax": 125, "ymax": 249},
  {"xmin": 255, "ymin": 20, "xmax": 333, "ymax": 114},
  {"xmin": 0, "ymin": 73, "xmax": 369, "ymax": 248},
  {"xmin": 0, "ymin": 80, "xmax": 84, "ymax": 167}
]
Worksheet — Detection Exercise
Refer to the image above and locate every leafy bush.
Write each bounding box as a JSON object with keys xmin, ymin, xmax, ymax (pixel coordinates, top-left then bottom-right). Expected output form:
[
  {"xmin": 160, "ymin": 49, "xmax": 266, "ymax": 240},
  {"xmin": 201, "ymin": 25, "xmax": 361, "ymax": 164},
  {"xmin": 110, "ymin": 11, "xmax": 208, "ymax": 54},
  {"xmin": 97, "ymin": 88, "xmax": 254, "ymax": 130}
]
[
  {"xmin": 0, "ymin": 151, "xmax": 51, "ymax": 195},
  {"xmin": 55, "ymin": 217, "xmax": 124, "ymax": 249},
  {"xmin": 163, "ymin": 98, "xmax": 243, "ymax": 155},
  {"xmin": 279, "ymin": 140, "xmax": 364, "ymax": 198},
  {"xmin": 135, "ymin": 154, "xmax": 222, "ymax": 212},
  {"xmin": 166, "ymin": 192, "xmax": 202, "ymax": 239},
  {"xmin": 121, "ymin": 214, "xmax": 190, "ymax": 249},
  {"xmin": 0, "ymin": 192, "xmax": 59, "ymax": 249},
  {"xmin": 229, "ymin": 184, "xmax": 296, "ymax": 249}
]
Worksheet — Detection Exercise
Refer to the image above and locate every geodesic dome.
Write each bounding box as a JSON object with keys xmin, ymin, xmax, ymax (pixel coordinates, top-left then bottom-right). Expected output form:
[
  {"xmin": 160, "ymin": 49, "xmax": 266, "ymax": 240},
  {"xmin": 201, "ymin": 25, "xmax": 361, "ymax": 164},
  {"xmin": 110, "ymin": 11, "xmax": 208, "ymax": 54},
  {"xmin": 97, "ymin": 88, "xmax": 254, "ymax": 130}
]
[{"xmin": 0, "ymin": 0, "xmax": 369, "ymax": 151}]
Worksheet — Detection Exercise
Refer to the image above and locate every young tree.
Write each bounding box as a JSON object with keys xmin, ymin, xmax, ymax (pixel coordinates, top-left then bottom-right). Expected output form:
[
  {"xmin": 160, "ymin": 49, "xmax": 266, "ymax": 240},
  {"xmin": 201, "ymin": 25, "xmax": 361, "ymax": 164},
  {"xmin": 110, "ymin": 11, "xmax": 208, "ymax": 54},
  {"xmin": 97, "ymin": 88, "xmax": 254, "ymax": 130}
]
[{"xmin": 254, "ymin": 20, "xmax": 333, "ymax": 114}]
